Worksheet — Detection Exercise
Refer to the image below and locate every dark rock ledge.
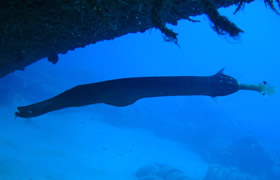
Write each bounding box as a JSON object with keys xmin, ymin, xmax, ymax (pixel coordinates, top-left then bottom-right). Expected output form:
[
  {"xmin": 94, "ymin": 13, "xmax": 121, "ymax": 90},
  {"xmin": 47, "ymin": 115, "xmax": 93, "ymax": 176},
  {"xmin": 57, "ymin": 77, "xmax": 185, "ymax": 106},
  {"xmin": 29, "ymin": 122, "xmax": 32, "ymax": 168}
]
[{"xmin": 0, "ymin": 0, "xmax": 256, "ymax": 77}]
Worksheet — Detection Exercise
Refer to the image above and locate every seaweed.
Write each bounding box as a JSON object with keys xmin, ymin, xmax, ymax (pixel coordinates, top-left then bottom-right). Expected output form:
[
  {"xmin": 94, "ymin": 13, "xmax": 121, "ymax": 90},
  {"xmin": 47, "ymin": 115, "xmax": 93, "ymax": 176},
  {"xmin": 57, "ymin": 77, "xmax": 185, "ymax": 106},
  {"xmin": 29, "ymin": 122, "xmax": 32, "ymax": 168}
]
[
  {"xmin": 151, "ymin": 0, "xmax": 178, "ymax": 44},
  {"xmin": 202, "ymin": 0, "xmax": 243, "ymax": 37},
  {"xmin": 234, "ymin": 0, "xmax": 246, "ymax": 14},
  {"xmin": 264, "ymin": 0, "xmax": 280, "ymax": 15}
]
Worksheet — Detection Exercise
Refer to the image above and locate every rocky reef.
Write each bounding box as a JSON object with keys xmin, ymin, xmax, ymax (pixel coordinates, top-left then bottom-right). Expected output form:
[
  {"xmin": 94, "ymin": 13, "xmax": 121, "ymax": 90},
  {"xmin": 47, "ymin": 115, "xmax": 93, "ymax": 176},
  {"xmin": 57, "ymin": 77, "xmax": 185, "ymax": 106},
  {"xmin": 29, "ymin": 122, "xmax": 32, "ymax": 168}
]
[
  {"xmin": 0, "ymin": 0, "xmax": 256, "ymax": 78},
  {"xmin": 136, "ymin": 163, "xmax": 195, "ymax": 180}
]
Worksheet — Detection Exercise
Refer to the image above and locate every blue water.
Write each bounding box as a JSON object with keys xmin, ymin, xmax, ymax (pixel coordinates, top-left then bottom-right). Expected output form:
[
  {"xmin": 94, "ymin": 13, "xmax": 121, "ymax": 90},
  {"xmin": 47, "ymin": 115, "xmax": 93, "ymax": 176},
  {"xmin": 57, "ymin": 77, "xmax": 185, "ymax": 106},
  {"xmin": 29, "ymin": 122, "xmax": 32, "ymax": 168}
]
[{"xmin": 0, "ymin": 1, "xmax": 280, "ymax": 180}]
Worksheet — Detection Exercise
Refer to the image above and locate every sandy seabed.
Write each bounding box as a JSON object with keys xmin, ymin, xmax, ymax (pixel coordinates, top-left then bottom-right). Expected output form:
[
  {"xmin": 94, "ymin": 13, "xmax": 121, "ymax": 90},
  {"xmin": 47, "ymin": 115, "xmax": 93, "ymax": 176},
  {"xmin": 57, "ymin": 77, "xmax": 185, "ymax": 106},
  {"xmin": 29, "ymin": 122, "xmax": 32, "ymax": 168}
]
[{"xmin": 0, "ymin": 106, "xmax": 208, "ymax": 180}]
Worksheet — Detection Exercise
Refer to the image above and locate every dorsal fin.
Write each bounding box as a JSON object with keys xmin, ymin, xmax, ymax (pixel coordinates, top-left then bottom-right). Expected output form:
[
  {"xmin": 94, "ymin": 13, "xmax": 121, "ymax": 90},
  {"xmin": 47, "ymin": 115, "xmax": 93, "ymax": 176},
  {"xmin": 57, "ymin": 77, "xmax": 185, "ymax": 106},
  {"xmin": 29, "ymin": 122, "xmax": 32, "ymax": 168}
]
[{"xmin": 214, "ymin": 67, "xmax": 225, "ymax": 76}]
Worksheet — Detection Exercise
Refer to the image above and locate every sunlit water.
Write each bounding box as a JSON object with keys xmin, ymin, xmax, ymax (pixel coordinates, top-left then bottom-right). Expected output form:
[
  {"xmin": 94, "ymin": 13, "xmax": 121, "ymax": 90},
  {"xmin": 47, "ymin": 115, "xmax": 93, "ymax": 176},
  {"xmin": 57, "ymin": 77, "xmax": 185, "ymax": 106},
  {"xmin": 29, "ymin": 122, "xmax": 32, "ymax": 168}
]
[{"xmin": 0, "ymin": 1, "xmax": 280, "ymax": 180}]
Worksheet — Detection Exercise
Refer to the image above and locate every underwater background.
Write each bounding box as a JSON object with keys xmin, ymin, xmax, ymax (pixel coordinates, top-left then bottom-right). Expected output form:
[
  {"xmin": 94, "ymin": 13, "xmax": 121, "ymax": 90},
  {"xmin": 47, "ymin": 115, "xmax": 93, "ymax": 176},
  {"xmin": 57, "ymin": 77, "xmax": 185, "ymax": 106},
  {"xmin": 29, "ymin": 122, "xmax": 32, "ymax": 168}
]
[{"xmin": 0, "ymin": 1, "xmax": 280, "ymax": 180}]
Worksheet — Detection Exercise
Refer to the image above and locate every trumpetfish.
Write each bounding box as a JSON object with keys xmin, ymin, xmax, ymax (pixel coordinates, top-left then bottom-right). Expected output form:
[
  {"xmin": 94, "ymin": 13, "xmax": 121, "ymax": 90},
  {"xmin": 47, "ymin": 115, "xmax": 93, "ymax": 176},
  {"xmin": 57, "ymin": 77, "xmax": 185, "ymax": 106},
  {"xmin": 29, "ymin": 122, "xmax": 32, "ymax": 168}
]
[{"xmin": 15, "ymin": 69, "xmax": 276, "ymax": 118}]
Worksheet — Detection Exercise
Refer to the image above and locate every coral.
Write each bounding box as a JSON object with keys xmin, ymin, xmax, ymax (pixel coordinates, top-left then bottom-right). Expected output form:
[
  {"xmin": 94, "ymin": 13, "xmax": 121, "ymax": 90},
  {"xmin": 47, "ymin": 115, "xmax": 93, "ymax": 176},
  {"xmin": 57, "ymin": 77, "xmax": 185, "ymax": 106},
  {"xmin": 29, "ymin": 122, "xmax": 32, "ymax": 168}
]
[{"xmin": 264, "ymin": 0, "xmax": 280, "ymax": 15}]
